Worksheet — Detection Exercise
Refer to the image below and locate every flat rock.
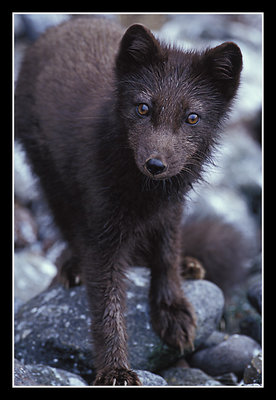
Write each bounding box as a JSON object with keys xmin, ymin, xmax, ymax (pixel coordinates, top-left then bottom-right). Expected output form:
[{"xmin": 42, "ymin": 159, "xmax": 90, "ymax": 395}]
[{"xmin": 15, "ymin": 267, "xmax": 224, "ymax": 382}]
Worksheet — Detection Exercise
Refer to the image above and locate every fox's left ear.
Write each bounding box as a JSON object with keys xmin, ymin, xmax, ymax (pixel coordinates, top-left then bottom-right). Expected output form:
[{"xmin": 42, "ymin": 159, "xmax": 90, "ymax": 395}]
[
  {"xmin": 204, "ymin": 42, "xmax": 243, "ymax": 101},
  {"xmin": 116, "ymin": 24, "xmax": 164, "ymax": 76}
]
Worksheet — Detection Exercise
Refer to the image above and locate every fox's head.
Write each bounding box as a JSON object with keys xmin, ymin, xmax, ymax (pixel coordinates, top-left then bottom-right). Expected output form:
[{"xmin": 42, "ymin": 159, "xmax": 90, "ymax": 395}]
[{"xmin": 115, "ymin": 24, "xmax": 242, "ymax": 182}]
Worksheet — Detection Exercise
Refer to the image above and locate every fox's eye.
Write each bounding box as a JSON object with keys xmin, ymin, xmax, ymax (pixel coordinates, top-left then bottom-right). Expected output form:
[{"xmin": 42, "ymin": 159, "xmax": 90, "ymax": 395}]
[
  {"xmin": 186, "ymin": 113, "xmax": 200, "ymax": 125},
  {"xmin": 136, "ymin": 103, "xmax": 149, "ymax": 116}
]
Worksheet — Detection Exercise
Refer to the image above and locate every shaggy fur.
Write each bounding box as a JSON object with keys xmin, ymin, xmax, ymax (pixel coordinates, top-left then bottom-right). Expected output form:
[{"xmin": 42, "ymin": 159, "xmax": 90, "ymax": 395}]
[{"xmin": 15, "ymin": 17, "xmax": 242, "ymax": 385}]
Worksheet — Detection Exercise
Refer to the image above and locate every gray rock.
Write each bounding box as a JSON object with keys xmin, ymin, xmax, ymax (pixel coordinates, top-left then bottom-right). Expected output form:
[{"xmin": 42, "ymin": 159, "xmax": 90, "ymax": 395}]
[
  {"xmin": 14, "ymin": 359, "xmax": 37, "ymax": 386},
  {"xmin": 15, "ymin": 267, "xmax": 224, "ymax": 379},
  {"xmin": 182, "ymin": 279, "xmax": 224, "ymax": 348},
  {"xmin": 14, "ymin": 202, "xmax": 38, "ymax": 248},
  {"xmin": 14, "ymin": 360, "xmax": 166, "ymax": 387},
  {"xmin": 14, "ymin": 250, "xmax": 57, "ymax": 303},
  {"xmin": 127, "ymin": 268, "xmax": 224, "ymax": 370},
  {"xmin": 247, "ymin": 281, "xmax": 262, "ymax": 314},
  {"xmin": 162, "ymin": 367, "xmax": 222, "ymax": 386},
  {"xmin": 189, "ymin": 334, "xmax": 261, "ymax": 377},
  {"xmin": 126, "ymin": 268, "xmax": 180, "ymax": 371},
  {"xmin": 135, "ymin": 370, "xmax": 167, "ymax": 386},
  {"xmin": 14, "ymin": 298, "xmax": 24, "ymax": 315},
  {"xmin": 214, "ymin": 372, "xmax": 238, "ymax": 386},
  {"xmin": 14, "ymin": 359, "xmax": 88, "ymax": 386},
  {"xmin": 239, "ymin": 315, "xmax": 262, "ymax": 345},
  {"xmin": 14, "ymin": 141, "xmax": 40, "ymax": 204},
  {"xmin": 24, "ymin": 364, "xmax": 88, "ymax": 386},
  {"xmin": 199, "ymin": 330, "xmax": 229, "ymax": 350},
  {"xmin": 15, "ymin": 285, "xmax": 93, "ymax": 378}
]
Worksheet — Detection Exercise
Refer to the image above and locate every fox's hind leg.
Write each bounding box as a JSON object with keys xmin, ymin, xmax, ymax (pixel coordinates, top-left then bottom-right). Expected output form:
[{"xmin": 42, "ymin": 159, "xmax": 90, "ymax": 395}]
[{"xmin": 50, "ymin": 246, "xmax": 82, "ymax": 288}]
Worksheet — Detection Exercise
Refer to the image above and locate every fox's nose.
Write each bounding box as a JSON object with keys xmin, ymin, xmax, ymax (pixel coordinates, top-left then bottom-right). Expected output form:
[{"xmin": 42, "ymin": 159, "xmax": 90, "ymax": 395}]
[{"xmin": 145, "ymin": 158, "xmax": 167, "ymax": 175}]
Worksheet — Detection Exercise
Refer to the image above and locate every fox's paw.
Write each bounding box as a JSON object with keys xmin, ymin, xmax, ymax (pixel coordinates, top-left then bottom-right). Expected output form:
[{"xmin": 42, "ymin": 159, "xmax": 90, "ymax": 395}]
[
  {"xmin": 93, "ymin": 368, "xmax": 142, "ymax": 386},
  {"xmin": 182, "ymin": 256, "xmax": 206, "ymax": 280},
  {"xmin": 151, "ymin": 296, "xmax": 196, "ymax": 353}
]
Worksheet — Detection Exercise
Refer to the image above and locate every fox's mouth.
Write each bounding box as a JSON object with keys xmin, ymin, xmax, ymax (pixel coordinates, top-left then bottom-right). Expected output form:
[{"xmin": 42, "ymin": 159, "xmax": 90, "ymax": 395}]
[{"xmin": 143, "ymin": 171, "xmax": 169, "ymax": 180}]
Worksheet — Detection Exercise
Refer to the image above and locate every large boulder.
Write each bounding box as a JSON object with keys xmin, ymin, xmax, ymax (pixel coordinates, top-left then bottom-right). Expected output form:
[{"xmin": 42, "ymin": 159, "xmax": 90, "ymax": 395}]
[{"xmin": 15, "ymin": 267, "xmax": 224, "ymax": 383}]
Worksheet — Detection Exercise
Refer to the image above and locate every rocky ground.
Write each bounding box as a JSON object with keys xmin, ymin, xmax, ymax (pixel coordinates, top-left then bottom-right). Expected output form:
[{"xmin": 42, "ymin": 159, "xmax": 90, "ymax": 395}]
[{"xmin": 13, "ymin": 13, "xmax": 262, "ymax": 387}]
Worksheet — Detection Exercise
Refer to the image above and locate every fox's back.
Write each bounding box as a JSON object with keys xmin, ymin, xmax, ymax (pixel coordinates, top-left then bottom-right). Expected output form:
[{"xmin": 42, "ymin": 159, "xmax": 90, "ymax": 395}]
[
  {"xmin": 15, "ymin": 18, "xmax": 125, "ymax": 233},
  {"xmin": 15, "ymin": 18, "xmax": 123, "ymax": 143}
]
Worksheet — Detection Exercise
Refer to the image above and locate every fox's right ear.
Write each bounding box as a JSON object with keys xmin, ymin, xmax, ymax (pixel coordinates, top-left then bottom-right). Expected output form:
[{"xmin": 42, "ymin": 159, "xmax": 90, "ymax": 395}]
[{"xmin": 116, "ymin": 24, "xmax": 163, "ymax": 76}]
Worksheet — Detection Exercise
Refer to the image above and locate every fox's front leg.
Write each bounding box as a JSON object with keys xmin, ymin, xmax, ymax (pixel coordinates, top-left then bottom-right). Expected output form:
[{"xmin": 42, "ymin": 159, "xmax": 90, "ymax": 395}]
[
  {"xmin": 148, "ymin": 217, "xmax": 196, "ymax": 352},
  {"xmin": 82, "ymin": 244, "xmax": 141, "ymax": 386}
]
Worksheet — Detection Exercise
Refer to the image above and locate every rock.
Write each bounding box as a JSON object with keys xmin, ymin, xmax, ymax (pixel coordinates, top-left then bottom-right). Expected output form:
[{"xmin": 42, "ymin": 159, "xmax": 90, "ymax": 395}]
[
  {"xmin": 239, "ymin": 315, "xmax": 262, "ymax": 345},
  {"xmin": 223, "ymin": 280, "xmax": 261, "ymax": 336},
  {"xmin": 214, "ymin": 372, "xmax": 238, "ymax": 386},
  {"xmin": 14, "ymin": 298, "xmax": 24, "ymax": 315},
  {"xmin": 243, "ymin": 352, "xmax": 262, "ymax": 385},
  {"xmin": 199, "ymin": 330, "xmax": 229, "ymax": 349},
  {"xmin": 14, "ymin": 359, "xmax": 88, "ymax": 386},
  {"xmin": 14, "ymin": 202, "xmax": 38, "ymax": 248},
  {"xmin": 14, "ymin": 359, "xmax": 37, "ymax": 386},
  {"xmin": 14, "ymin": 141, "xmax": 40, "ymax": 205},
  {"xmin": 23, "ymin": 364, "xmax": 88, "ymax": 386},
  {"xmin": 14, "ymin": 360, "xmax": 165, "ymax": 386},
  {"xmin": 15, "ymin": 267, "xmax": 224, "ymax": 381},
  {"xmin": 126, "ymin": 268, "xmax": 180, "ymax": 371},
  {"xmin": 247, "ymin": 281, "xmax": 262, "ymax": 314},
  {"xmin": 14, "ymin": 250, "xmax": 57, "ymax": 303},
  {"xmin": 189, "ymin": 334, "xmax": 261, "ymax": 377},
  {"xmin": 181, "ymin": 279, "xmax": 224, "ymax": 348},
  {"xmin": 135, "ymin": 370, "xmax": 167, "ymax": 386},
  {"xmin": 15, "ymin": 284, "xmax": 94, "ymax": 380},
  {"xmin": 126, "ymin": 268, "xmax": 224, "ymax": 370},
  {"xmin": 161, "ymin": 367, "xmax": 222, "ymax": 386}
]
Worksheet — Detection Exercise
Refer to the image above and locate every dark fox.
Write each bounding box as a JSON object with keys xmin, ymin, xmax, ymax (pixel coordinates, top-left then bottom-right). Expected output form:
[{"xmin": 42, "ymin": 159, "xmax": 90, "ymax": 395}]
[{"xmin": 15, "ymin": 17, "xmax": 242, "ymax": 385}]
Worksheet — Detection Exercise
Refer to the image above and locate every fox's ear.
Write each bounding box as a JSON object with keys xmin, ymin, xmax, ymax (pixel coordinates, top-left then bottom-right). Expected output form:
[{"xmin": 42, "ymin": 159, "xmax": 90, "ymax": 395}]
[
  {"xmin": 116, "ymin": 24, "xmax": 163, "ymax": 76},
  {"xmin": 204, "ymin": 42, "xmax": 243, "ymax": 101}
]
